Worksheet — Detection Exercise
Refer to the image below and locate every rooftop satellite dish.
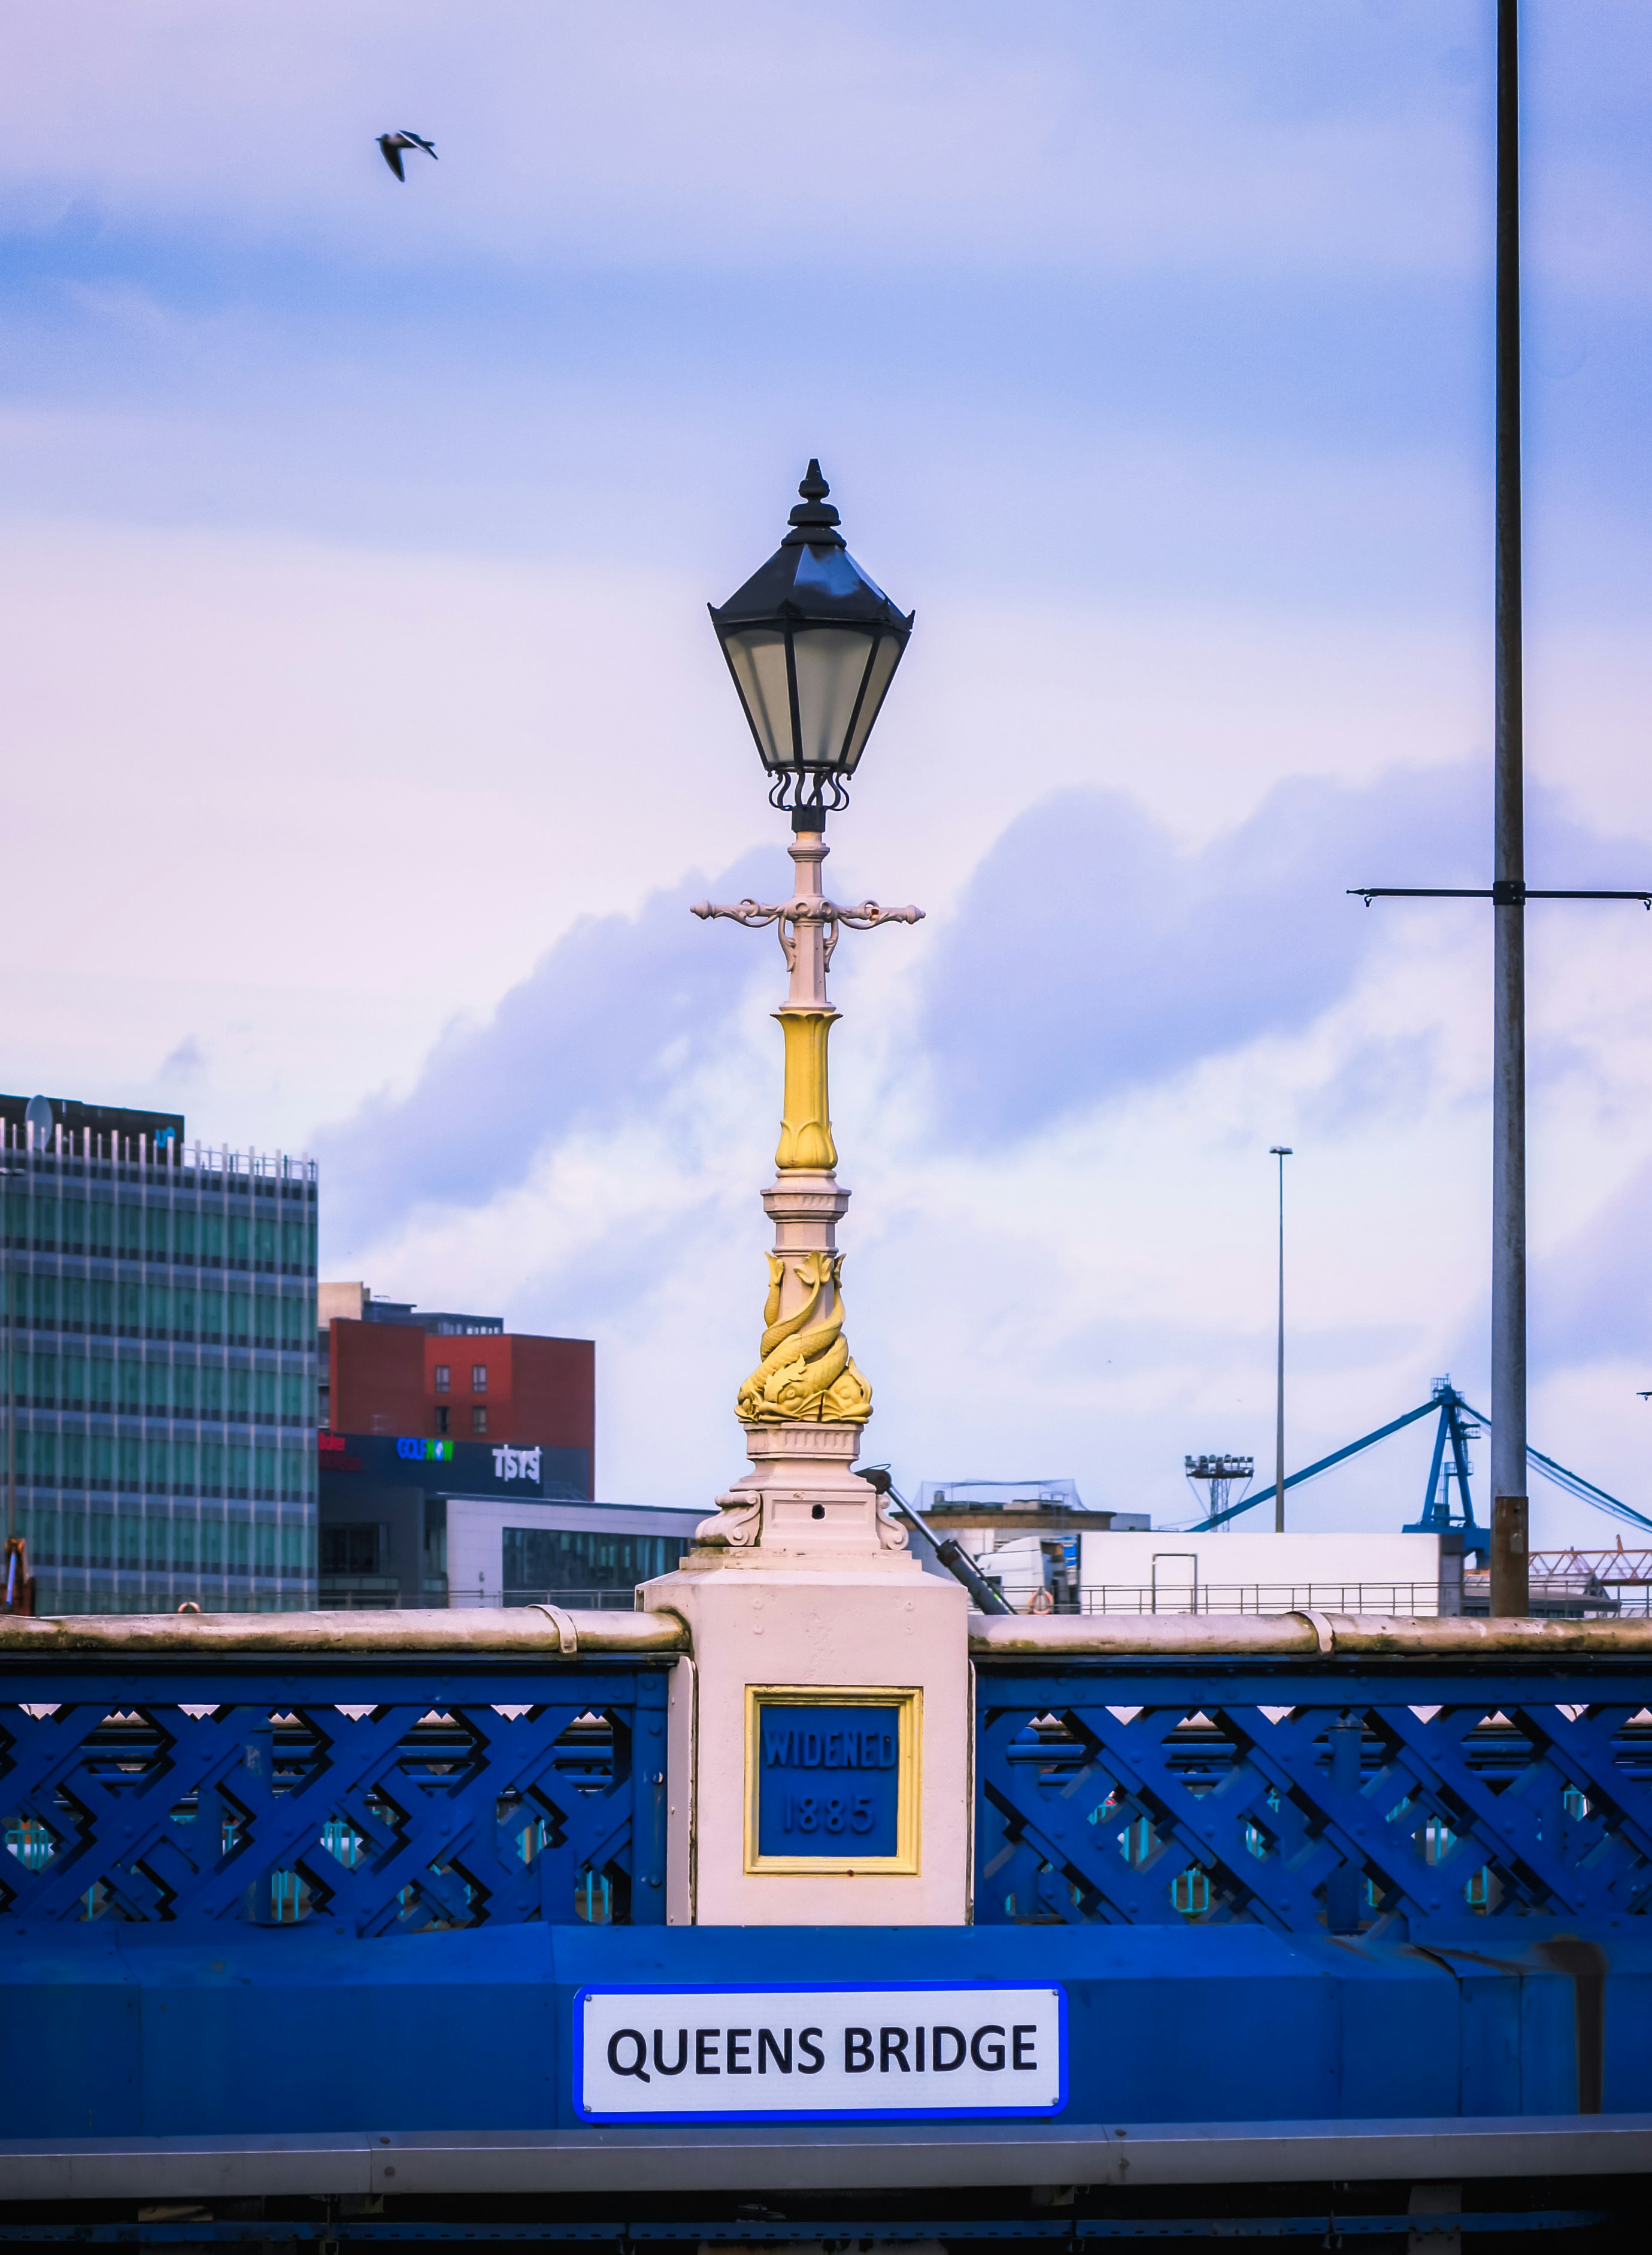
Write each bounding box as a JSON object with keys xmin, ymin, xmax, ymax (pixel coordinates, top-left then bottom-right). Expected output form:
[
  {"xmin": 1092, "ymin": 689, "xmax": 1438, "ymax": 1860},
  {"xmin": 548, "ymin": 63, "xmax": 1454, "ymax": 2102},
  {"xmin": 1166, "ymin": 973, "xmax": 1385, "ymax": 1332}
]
[{"xmin": 23, "ymin": 1094, "xmax": 53, "ymax": 1155}]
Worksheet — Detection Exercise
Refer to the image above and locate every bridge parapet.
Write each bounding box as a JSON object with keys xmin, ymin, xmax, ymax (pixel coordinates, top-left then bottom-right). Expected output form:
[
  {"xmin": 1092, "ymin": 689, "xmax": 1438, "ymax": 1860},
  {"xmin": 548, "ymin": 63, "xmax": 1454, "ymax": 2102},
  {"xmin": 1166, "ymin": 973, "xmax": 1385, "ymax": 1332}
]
[
  {"xmin": 0, "ymin": 1608, "xmax": 679, "ymax": 1935},
  {"xmin": 4, "ymin": 1605, "xmax": 1652, "ymax": 2180},
  {"xmin": 972, "ymin": 1613, "xmax": 1652, "ymax": 1942}
]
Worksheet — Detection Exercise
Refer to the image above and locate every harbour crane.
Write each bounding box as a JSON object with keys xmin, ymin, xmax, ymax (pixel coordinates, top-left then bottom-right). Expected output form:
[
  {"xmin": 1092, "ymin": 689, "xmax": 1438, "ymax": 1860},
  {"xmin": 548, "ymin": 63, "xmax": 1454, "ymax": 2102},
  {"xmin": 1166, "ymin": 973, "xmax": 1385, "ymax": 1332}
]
[{"xmin": 1187, "ymin": 1376, "xmax": 1652, "ymax": 1548}]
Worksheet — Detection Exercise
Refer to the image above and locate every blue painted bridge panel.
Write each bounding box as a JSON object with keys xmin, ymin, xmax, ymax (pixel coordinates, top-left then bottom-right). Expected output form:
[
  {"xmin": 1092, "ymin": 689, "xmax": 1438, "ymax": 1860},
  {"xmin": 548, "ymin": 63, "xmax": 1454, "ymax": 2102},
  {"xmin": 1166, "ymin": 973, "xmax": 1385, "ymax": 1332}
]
[
  {"xmin": 2, "ymin": 1920, "xmax": 1647, "ymax": 2139},
  {"xmin": 973, "ymin": 1662, "xmax": 1652, "ymax": 1933},
  {"xmin": 0, "ymin": 1661, "xmax": 671, "ymax": 1935}
]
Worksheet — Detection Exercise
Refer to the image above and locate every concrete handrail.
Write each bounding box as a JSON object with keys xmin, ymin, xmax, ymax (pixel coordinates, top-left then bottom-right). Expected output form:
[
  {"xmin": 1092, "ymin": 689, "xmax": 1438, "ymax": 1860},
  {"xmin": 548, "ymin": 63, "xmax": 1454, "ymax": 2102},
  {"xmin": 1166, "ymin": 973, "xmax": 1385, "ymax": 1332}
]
[
  {"xmin": 5, "ymin": 1605, "xmax": 1650, "ymax": 1662},
  {"xmin": 968, "ymin": 1610, "xmax": 1652, "ymax": 1658},
  {"xmin": 0, "ymin": 1607, "xmax": 689, "ymax": 1657}
]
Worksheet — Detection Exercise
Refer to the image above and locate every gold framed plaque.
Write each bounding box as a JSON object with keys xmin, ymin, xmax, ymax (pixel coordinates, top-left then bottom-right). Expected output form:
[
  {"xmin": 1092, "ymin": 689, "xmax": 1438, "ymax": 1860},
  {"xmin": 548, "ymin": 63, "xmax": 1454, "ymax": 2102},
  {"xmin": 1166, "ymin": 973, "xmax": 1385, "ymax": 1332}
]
[{"xmin": 743, "ymin": 1684, "xmax": 922, "ymax": 1876}]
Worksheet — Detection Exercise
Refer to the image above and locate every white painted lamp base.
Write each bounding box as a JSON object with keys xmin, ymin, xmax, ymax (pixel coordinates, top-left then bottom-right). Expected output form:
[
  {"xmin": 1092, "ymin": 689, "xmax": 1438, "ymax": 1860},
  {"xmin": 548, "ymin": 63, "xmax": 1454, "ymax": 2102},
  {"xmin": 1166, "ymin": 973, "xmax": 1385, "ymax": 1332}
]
[{"xmin": 686, "ymin": 1421, "xmax": 916, "ymax": 1570}]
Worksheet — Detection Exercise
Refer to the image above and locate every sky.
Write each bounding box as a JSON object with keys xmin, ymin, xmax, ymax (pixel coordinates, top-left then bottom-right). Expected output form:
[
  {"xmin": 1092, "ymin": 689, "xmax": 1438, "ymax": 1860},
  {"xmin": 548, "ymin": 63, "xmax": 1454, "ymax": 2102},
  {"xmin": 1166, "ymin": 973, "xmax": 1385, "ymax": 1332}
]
[{"xmin": 4, "ymin": 1, "xmax": 1652, "ymax": 1542}]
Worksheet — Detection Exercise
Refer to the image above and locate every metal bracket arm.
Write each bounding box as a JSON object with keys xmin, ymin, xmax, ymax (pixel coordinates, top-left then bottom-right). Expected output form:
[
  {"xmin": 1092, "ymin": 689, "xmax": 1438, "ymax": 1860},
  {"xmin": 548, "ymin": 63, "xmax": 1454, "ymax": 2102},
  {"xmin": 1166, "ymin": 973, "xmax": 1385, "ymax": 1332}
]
[{"xmin": 1350, "ymin": 884, "xmax": 1652, "ymax": 909}]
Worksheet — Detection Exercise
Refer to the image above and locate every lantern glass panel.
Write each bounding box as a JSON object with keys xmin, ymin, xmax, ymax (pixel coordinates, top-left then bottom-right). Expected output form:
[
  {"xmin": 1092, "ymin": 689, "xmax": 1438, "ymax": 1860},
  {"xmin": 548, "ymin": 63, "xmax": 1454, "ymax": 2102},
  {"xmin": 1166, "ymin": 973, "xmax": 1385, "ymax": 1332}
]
[
  {"xmin": 723, "ymin": 627, "xmax": 792, "ymax": 768},
  {"xmin": 841, "ymin": 631, "xmax": 905, "ymax": 773},
  {"xmin": 792, "ymin": 627, "xmax": 876, "ymax": 768}
]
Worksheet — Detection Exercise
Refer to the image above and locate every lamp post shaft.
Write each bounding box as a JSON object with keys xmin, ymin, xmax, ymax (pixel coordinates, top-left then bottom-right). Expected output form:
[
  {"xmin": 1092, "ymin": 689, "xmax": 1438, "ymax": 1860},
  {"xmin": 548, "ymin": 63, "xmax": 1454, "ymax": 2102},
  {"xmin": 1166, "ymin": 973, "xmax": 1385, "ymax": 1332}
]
[
  {"xmin": 690, "ymin": 845, "xmax": 922, "ymax": 1504},
  {"xmin": 1491, "ymin": 0, "xmax": 1529, "ymax": 1596},
  {"xmin": 1274, "ymin": 1152, "xmax": 1287, "ymax": 1533}
]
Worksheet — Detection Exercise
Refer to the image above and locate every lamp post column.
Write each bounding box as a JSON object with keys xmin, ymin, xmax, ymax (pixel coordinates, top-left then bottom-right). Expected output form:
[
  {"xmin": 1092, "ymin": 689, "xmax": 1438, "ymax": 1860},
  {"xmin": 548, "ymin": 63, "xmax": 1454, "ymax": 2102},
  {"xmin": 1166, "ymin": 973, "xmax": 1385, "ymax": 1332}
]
[
  {"xmin": 687, "ymin": 835, "xmax": 922, "ymax": 1557},
  {"xmin": 642, "ymin": 461, "xmax": 969, "ymax": 1933}
]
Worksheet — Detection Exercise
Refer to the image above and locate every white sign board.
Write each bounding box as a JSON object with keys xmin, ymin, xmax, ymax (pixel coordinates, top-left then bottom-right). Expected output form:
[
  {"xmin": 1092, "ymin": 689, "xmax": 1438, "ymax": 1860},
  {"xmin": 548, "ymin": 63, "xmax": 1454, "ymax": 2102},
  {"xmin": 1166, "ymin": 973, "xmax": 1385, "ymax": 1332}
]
[{"xmin": 575, "ymin": 1984, "xmax": 1066, "ymax": 2121}]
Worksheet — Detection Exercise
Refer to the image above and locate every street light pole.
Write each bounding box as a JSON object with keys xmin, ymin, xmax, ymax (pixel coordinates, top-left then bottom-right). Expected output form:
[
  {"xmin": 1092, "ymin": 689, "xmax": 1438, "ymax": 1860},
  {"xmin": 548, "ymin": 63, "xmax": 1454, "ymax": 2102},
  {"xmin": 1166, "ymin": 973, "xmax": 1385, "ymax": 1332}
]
[
  {"xmin": 1489, "ymin": 0, "xmax": 1530, "ymax": 1612},
  {"xmin": 1270, "ymin": 1146, "xmax": 1293, "ymax": 1533},
  {"xmin": 1348, "ymin": 1, "xmax": 1650, "ymax": 1616},
  {"xmin": 694, "ymin": 463, "xmax": 922, "ymax": 1558}
]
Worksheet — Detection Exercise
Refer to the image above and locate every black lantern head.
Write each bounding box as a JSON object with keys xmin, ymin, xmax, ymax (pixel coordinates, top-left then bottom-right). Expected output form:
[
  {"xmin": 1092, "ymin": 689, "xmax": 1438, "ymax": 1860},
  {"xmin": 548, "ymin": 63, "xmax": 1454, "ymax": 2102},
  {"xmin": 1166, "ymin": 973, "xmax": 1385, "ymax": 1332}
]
[{"xmin": 710, "ymin": 461, "xmax": 914, "ymax": 828}]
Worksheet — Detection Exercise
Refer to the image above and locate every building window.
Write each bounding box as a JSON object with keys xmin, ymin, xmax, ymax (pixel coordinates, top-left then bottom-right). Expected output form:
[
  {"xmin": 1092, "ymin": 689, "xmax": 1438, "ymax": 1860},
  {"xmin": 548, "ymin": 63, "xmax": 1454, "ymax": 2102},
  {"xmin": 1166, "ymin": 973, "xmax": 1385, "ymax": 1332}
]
[
  {"xmin": 471, "ymin": 1406, "xmax": 488, "ymax": 1434},
  {"xmin": 320, "ymin": 1525, "xmax": 381, "ymax": 1576},
  {"xmin": 435, "ymin": 1406, "xmax": 450, "ymax": 1435},
  {"xmin": 471, "ymin": 1364, "xmax": 488, "ymax": 1394},
  {"xmin": 504, "ymin": 1526, "xmax": 682, "ymax": 1596},
  {"xmin": 434, "ymin": 1364, "xmax": 450, "ymax": 1393}
]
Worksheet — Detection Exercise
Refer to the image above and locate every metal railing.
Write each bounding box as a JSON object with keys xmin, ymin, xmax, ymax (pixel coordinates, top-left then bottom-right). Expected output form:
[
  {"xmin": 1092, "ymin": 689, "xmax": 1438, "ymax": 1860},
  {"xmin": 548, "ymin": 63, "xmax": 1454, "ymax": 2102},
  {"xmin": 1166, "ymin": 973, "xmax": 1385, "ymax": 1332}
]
[
  {"xmin": 1080, "ymin": 1581, "xmax": 1443, "ymax": 1617},
  {"xmin": 480, "ymin": 1587, "xmax": 646, "ymax": 1611},
  {"xmin": 1, "ymin": 1121, "xmax": 316, "ymax": 1181},
  {"xmin": 1463, "ymin": 1569, "xmax": 1647, "ymax": 1617},
  {"xmin": 1592, "ymin": 1584, "xmax": 1652, "ymax": 1617},
  {"xmin": 316, "ymin": 1587, "xmax": 651, "ymax": 1612}
]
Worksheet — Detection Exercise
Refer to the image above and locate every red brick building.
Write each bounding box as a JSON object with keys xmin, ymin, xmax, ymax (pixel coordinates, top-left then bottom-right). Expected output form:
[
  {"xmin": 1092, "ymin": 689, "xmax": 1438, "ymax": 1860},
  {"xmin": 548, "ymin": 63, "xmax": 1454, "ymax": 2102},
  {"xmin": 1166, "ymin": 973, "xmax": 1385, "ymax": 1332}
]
[{"xmin": 319, "ymin": 1284, "xmax": 594, "ymax": 1487}]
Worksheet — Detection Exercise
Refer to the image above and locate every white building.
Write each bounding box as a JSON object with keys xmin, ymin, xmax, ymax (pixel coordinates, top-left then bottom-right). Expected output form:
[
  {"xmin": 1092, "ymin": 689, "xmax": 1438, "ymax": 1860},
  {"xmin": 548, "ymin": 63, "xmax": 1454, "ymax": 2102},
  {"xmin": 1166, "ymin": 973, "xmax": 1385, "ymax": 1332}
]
[
  {"xmin": 1079, "ymin": 1528, "xmax": 1451, "ymax": 1617},
  {"xmin": 915, "ymin": 1480, "xmax": 1147, "ymax": 1609},
  {"xmin": 444, "ymin": 1497, "xmax": 706, "ymax": 1609}
]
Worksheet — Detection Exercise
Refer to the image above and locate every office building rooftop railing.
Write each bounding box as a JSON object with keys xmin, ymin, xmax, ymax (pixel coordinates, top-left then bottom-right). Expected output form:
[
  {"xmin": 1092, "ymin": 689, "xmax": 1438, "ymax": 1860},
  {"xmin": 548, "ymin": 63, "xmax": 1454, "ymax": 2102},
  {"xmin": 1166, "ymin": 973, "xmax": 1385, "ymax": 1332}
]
[{"xmin": 2, "ymin": 1119, "xmax": 316, "ymax": 1181}]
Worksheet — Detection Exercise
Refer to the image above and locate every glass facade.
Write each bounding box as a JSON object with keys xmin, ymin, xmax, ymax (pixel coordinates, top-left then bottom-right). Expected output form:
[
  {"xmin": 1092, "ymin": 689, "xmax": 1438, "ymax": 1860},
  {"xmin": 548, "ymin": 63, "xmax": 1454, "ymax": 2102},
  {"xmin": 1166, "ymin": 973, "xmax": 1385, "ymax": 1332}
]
[
  {"xmin": 2, "ymin": 1133, "xmax": 319, "ymax": 1615},
  {"xmin": 501, "ymin": 1525, "xmax": 682, "ymax": 1599}
]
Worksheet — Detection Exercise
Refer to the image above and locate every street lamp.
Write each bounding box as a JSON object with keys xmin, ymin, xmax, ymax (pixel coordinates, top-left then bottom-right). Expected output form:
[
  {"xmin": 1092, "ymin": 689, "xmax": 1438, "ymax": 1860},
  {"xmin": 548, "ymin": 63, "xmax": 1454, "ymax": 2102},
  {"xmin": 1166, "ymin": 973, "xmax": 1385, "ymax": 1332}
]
[
  {"xmin": 692, "ymin": 462, "xmax": 922, "ymax": 1557},
  {"xmin": 708, "ymin": 460, "xmax": 914, "ymax": 831}
]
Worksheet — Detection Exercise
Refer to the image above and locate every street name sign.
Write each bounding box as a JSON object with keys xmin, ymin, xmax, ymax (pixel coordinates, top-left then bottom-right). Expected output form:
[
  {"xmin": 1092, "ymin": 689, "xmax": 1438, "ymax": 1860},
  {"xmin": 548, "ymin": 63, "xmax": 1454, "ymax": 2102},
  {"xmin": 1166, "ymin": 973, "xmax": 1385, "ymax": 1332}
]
[{"xmin": 575, "ymin": 1982, "xmax": 1066, "ymax": 2122}]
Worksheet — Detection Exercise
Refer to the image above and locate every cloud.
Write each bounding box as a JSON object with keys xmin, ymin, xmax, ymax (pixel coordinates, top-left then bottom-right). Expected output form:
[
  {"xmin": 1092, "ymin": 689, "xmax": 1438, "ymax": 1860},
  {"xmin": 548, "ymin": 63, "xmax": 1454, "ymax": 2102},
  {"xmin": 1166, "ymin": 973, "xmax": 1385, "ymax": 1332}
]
[
  {"xmin": 1532, "ymin": 1156, "xmax": 1652, "ymax": 1373},
  {"xmin": 317, "ymin": 849, "xmax": 773, "ymax": 1245},
  {"xmin": 1300, "ymin": 1030, "xmax": 1441, "ymax": 1135},
  {"xmin": 0, "ymin": 3, "xmax": 1498, "ymax": 282},
  {"xmin": 159, "ymin": 1033, "xmax": 205, "ymax": 1079},
  {"xmin": 322, "ymin": 761, "xmax": 1652, "ymax": 1269},
  {"xmin": 917, "ymin": 766, "xmax": 1471, "ymax": 1143},
  {"xmin": 917, "ymin": 764, "xmax": 1652, "ymax": 1148},
  {"xmin": 2, "ymin": 5, "xmax": 1652, "ymax": 1537}
]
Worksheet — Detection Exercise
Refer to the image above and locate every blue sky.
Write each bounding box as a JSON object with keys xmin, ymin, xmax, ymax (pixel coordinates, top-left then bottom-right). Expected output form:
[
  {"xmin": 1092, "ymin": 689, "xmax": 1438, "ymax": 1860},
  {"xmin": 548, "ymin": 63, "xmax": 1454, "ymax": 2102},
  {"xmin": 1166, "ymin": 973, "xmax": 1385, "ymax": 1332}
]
[{"xmin": 4, "ymin": 1, "xmax": 1652, "ymax": 1537}]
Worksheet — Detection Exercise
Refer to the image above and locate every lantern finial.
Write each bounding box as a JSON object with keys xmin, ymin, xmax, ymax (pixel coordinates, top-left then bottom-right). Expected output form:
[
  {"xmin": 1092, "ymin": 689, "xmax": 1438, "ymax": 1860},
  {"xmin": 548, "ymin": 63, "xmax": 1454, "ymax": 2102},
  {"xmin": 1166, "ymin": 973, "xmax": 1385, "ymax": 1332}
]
[{"xmin": 784, "ymin": 459, "xmax": 845, "ymax": 549}]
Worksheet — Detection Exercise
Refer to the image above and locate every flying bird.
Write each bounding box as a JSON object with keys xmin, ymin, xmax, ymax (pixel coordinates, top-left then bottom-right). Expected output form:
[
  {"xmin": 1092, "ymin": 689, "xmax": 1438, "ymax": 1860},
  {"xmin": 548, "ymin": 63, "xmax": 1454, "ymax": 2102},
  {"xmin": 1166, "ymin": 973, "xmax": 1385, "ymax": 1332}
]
[{"xmin": 377, "ymin": 131, "xmax": 437, "ymax": 181}]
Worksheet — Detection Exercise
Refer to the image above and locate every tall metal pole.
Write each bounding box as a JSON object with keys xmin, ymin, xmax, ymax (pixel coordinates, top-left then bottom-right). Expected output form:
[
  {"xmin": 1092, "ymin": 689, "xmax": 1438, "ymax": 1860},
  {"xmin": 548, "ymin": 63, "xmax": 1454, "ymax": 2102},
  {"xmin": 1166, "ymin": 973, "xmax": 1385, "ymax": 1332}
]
[
  {"xmin": 3, "ymin": 1118, "xmax": 13, "ymax": 1605},
  {"xmin": 1270, "ymin": 1145, "xmax": 1292, "ymax": 1532},
  {"xmin": 1351, "ymin": 1, "xmax": 1644, "ymax": 1607},
  {"xmin": 1490, "ymin": 0, "xmax": 1530, "ymax": 1610}
]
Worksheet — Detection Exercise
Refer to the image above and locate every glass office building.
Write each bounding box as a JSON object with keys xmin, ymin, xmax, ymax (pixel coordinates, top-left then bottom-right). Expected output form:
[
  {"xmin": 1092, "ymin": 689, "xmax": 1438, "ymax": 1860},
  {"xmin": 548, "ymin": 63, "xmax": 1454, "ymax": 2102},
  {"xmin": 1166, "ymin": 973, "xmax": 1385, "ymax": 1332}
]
[{"xmin": 1, "ymin": 1103, "xmax": 319, "ymax": 1614}]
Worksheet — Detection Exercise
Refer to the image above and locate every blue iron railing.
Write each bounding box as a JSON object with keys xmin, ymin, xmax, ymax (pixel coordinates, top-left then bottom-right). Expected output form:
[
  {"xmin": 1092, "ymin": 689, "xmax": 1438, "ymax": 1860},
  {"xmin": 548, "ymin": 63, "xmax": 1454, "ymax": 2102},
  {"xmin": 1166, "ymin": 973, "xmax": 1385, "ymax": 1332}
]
[
  {"xmin": 974, "ymin": 1658, "xmax": 1652, "ymax": 1930},
  {"xmin": 0, "ymin": 1658, "xmax": 670, "ymax": 1931}
]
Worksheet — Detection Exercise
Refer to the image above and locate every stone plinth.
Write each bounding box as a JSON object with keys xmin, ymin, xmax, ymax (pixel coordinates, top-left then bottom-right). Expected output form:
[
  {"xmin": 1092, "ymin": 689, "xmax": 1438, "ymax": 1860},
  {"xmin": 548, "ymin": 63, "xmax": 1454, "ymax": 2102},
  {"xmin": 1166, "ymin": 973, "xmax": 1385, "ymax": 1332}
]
[
  {"xmin": 642, "ymin": 1555, "xmax": 969, "ymax": 1927},
  {"xmin": 645, "ymin": 1418, "xmax": 969, "ymax": 1926}
]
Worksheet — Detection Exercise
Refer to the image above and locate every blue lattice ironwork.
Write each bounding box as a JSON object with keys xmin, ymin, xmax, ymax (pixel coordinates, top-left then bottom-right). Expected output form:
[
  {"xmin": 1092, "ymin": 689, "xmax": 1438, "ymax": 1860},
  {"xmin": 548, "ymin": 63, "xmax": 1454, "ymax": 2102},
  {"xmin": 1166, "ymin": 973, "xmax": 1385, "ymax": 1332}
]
[
  {"xmin": 975, "ymin": 1662, "xmax": 1652, "ymax": 1931},
  {"xmin": 0, "ymin": 1660, "xmax": 669, "ymax": 1931}
]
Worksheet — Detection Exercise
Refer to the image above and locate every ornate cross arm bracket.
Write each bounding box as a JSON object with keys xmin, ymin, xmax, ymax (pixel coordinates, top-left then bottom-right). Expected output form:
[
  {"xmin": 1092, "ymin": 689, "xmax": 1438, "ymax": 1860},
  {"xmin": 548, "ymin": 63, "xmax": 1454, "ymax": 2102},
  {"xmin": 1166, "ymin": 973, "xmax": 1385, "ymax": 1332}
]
[{"xmin": 692, "ymin": 896, "xmax": 924, "ymax": 971}]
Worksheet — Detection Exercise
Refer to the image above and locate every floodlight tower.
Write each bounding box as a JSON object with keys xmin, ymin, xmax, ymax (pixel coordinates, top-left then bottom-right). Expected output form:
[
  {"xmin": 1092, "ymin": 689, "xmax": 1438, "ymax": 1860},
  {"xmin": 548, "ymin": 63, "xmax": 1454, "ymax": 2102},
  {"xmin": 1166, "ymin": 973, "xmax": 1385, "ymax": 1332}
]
[{"xmin": 1185, "ymin": 1453, "xmax": 1255, "ymax": 1531}]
